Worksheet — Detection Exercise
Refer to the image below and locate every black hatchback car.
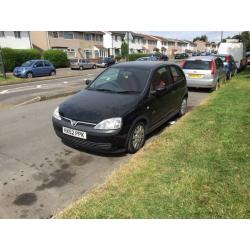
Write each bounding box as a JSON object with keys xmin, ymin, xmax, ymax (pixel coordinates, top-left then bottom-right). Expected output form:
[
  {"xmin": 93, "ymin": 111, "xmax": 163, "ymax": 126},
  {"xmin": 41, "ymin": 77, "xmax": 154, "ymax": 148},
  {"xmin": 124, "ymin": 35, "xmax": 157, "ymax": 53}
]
[{"xmin": 52, "ymin": 62, "xmax": 188, "ymax": 153}]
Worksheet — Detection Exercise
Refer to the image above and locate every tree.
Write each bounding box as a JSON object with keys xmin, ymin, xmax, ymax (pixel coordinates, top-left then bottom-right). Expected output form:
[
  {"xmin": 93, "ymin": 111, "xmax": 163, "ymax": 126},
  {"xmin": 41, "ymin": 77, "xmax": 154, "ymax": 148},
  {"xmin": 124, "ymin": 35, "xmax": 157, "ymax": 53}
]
[
  {"xmin": 121, "ymin": 42, "xmax": 128, "ymax": 59},
  {"xmin": 241, "ymin": 31, "xmax": 250, "ymax": 51},
  {"xmin": 193, "ymin": 35, "xmax": 208, "ymax": 43}
]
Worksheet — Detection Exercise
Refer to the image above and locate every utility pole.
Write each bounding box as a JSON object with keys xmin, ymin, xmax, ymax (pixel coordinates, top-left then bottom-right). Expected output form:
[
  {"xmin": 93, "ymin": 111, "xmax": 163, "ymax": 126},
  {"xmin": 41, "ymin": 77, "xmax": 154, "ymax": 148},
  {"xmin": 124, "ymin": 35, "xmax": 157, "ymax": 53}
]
[
  {"xmin": 127, "ymin": 31, "xmax": 129, "ymax": 62},
  {"xmin": 0, "ymin": 47, "xmax": 6, "ymax": 79},
  {"xmin": 220, "ymin": 31, "xmax": 223, "ymax": 42}
]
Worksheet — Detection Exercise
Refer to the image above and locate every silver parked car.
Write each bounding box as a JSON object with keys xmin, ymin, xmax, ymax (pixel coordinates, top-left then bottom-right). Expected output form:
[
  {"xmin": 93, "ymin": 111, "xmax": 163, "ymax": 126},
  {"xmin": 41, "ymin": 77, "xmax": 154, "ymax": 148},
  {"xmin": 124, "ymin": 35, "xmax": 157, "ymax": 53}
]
[
  {"xmin": 70, "ymin": 59, "xmax": 96, "ymax": 70},
  {"xmin": 182, "ymin": 56, "xmax": 227, "ymax": 91}
]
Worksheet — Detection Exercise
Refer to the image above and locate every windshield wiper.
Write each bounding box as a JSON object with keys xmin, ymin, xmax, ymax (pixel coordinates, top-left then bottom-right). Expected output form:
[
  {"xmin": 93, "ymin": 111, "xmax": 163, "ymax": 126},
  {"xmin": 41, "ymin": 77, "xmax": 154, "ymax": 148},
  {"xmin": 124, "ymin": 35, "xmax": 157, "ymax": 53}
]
[
  {"xmin": 115, "ymin": 90, "xmax": 140, "ymax": 94},
  {"xmin": 94, "ymin": 88, "xmax": 117, "ymax": 93}
]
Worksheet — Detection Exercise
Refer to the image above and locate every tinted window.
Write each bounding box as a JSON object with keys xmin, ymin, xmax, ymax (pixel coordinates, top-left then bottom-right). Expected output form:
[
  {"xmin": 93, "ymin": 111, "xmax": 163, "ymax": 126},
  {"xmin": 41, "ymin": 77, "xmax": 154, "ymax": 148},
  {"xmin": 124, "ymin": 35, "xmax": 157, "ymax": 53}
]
[
  {"xmin": 170, "ymin": 66, "xmax": 184, "ymax": 82},
  {"xmin": 88, "ymin": 67, "xmax": 151, "ymax": 93},
  {"xmin": 183, "ymin": 60, "xmax": 211, "ymax": 70},
  {"xmin": 35, "ymin": 61, "xmax": 44, "ymax": 67}
]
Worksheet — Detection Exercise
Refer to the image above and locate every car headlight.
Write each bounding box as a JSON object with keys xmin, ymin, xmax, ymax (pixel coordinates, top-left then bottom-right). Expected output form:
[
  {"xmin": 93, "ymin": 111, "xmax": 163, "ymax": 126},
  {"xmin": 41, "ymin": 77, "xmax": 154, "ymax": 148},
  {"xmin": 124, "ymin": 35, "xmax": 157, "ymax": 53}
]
[
  {"xmin": 53, "ymin": 106, "xmax": 61, "ymax": 120},
  {"xmin": 94, "ymin": 117, "xmax": 122, "ymax": 130}
]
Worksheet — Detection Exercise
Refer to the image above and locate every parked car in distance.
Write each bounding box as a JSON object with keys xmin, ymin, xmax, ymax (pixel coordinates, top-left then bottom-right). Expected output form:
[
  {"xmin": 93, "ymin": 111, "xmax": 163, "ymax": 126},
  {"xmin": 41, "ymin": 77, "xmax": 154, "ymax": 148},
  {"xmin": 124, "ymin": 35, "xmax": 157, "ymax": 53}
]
[
  {"xmin": 52, "ymin": 61, "xmax": 188, "ymax": 154},
  {"xmin": 70, "ymin": 59, "xmax": 96, "ymax": 70},
  {"xmin": 182, "ymin": 56, "xmax": 226, "ymax": 91},
  {"xmin": 96, "ymin": 57, "xmax": 115, "ymax": 68},
  {"xmin": 175, "ymin": 53, "xmax": 189, "ymax": 59},
  {"xmin": 136, "ymin": 56, "xmax": 158, "ymax": 61},
  {"xmin": 214, "ymin": 54, "xmax": 237, "ymax": 79},
  {"xmin": 13, "ymin": 60, "xmax": 56, "ymax": 78},
  {"xmin": 159, "ymin": 55, "xmax": 169, "ymax": 61}
]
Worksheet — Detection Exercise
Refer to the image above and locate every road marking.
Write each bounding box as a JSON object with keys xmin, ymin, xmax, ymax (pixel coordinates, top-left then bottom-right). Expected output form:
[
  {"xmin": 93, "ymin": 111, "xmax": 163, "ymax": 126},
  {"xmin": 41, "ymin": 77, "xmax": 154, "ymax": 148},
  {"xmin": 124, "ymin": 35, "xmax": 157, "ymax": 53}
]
[
  {"xmin": 63, "ymin": 81, "xmax": 68, "ymax": 84},
  {"xmin": 15, "ymin": 96, "xmax": 42, "ymax": 107},
  {"xmin": 87, "ymin": 74, "xmax": 94, "ymax": 76},
  {"xmin": 37, "ymin": 85, "xmax": 42, "ymax": 88},
  {"xmin": 0, "ymin": 90, "xmax": 9, "ymax": 94}
]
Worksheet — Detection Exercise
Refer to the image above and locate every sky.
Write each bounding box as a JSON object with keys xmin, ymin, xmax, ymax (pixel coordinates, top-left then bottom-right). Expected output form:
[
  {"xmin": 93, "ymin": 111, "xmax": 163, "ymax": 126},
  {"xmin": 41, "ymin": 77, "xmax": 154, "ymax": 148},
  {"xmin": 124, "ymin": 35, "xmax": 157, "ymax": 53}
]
[{"xmin": 139, "ymin": 31, "xmax": 240, "ymax": 42}]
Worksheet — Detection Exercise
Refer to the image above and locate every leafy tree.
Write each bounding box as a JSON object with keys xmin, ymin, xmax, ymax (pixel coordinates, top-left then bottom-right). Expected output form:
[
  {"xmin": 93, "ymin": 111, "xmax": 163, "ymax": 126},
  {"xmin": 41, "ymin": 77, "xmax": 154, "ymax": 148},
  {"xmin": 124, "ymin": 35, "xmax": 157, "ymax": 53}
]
[
  {"xmin": 241, "ymin": 31, "xmax": 250, "ymax": 51},
  {"xmin": 193, "ymin": 35, "xmax": 208, "ymax": 42},
  {"xmin": 121, "ymin": 42, "xmax": 128, "ymax": 59}
]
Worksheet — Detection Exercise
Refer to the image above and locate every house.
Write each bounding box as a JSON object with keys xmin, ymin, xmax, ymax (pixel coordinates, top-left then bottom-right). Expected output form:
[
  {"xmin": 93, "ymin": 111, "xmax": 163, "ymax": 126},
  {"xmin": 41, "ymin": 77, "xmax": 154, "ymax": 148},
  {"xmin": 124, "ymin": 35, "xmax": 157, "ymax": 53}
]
[
  {"xmin": 183, "ymin": 40, "xmax": 197, "ymax": 53},
  {"xmin": 103, "ymin": 31, "xmax": 145, "ymax": 56},
  {"xmin": 140, "ymin": 34, "xmax": 158, "ymax": 54},
  {"xmin": 152, "ymin": 35, "xmax": 168, "ymax": 55},
  {"xmin": 0, "ymin": 31, "xmax": 32, "ymax": 49},
  {"xmin": 30, "ymin": 31, "xmax": 108, "ymax": 60}
]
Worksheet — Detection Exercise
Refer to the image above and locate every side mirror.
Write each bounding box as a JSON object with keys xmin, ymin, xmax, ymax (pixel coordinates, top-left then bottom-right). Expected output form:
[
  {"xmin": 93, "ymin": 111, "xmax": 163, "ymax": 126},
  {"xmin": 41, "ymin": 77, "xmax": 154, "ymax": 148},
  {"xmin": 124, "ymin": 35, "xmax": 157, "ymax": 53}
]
[
  {"xmin": 33, "ymin": 65, "xmax": 37, "ymax": 68},
  {"xmin": 85, "ymin": 79, "xmax": 92, "ymax": 85}
]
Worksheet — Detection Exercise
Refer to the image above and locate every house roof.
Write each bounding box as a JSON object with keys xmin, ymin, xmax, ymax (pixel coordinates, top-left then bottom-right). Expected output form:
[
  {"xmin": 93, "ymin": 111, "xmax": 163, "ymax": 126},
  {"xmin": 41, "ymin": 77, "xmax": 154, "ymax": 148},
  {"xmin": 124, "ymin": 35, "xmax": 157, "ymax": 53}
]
[
  {"xmin": 152, "ymin": 35, "xmax": 168, "ymax": 42},
  {"xmin": 84, "ymin": 31, "xmax": 105, "ymax": 35}
]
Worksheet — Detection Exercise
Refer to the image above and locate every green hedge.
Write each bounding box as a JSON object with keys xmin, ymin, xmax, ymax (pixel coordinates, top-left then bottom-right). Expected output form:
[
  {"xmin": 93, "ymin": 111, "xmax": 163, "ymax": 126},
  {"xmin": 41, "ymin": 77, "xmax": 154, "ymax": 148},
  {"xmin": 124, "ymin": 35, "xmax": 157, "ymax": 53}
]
[
  {"xmin": 128, "ymin": 53, "xmax": 150, "ymax": 61},
  {"xmin": 1, "ymin": 48, "xmax": 42, "ymax": 72},
  {"xmin": 43, "ymin": 49, "xmax": 68, "ymax": 68}
]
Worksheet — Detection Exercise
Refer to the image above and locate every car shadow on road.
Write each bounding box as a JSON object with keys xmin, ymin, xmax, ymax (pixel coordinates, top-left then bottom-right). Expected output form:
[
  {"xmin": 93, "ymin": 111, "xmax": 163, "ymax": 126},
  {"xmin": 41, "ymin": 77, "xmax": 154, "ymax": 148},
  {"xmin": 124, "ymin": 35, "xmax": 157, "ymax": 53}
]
[{"xmin": 188, "ymin": 87, "xmax": 211, "ymax": 93}]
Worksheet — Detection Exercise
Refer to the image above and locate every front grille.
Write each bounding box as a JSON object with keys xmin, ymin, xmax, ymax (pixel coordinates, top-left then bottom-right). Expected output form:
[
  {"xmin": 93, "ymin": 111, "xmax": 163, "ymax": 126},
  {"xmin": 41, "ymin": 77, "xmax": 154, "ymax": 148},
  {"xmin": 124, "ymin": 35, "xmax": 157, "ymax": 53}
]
[{"xmin": 61, "ymin": 116, "xmax": 96, "ymax": 128}]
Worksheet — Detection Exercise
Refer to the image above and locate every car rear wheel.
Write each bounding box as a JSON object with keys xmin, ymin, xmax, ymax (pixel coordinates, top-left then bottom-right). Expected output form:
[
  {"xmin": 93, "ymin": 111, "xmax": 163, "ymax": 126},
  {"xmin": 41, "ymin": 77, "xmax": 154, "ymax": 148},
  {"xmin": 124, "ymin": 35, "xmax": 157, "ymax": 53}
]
[
  {"xmin": 213, "ymin": 81, "xmax": 220, "ymax": 91},
  {"xmin": 79, "ymin": 66, "xmax": 83, "ymax": 70},
  {"xmin": 50, "ymin": 71, "xmax": 56, "ymax": 76},
  {"xmin": 26, "ymin": 72, "xmax": 33, "ymax": 78},
  {"xmin": 92, "ymin": 64, "xmax": 96, "ymax": 69},
  {"xmin": 178, "ymin": 97, "xmax": 187, "ymax": 117},
  {"xmin": 127, "ymin": 122, "xmax": 146, "ymax": 154}
]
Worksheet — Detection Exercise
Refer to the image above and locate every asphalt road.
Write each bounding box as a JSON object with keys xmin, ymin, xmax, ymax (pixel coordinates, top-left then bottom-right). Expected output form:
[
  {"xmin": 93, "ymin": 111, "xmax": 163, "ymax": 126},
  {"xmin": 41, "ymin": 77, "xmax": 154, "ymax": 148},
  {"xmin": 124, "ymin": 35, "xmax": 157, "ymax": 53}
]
[
  {"xmin": 0, "ymin": 89, "xmax": 209, "ymax": 218},
  {"xmin": 0, "ymin": 68, "xmax": 104, "ymax": 106}
]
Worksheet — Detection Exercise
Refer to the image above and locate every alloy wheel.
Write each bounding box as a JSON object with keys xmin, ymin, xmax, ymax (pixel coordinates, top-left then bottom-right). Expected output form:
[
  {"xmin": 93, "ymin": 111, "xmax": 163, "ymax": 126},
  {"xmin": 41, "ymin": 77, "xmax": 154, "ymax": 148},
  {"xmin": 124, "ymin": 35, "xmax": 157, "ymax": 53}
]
[{"xmin": 132, "ymin": 124, "xmax": 145, "ymax": 151}]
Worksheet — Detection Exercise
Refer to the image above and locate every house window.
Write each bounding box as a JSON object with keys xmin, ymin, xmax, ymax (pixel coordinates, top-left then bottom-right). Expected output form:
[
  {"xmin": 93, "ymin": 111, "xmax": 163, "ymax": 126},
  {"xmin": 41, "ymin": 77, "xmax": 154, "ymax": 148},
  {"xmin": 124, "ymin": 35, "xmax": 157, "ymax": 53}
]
[
  {"xmin": 95, "ymin": 50, "xmax": 99, "ymax": 58},
  {"xmin": 64, "ymin": 32, "xmax": 74, "ymax": 39},
  {"xmin": 84, "ymin": 34, "xmax": 92, "ymax": 41},
  {"xmin": 0, "ymin": 31, "xmax": 5, "ymax": 38},
  {"xmin": 115, "ymin": 35, "xmax": 118, "ymax": 42},
  {"xmin": 85, "ymin": 50, "xmax": 92, "ymax": 59},
  {"xmin": 14, "ymin": 31, "xmax": 21, "ymax": 39},
  {"xmin": 52, "ymin": 32, "xmax": 59, "ymax": 38},
  {"xmin": 67, "ymin": 48, "xmax": 76, "ymax": 58}
]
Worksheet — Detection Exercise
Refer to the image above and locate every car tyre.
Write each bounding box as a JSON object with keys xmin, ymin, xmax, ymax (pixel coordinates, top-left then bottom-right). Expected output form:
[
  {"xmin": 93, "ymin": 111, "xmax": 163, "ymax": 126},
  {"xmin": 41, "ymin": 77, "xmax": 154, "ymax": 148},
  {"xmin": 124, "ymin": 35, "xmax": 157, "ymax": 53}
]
[
  {"xmin": 127, "ymin": 122, "xmax": 146, "ymax": 154},
  {"xmin": 79, "ymin": 66, "xmax": 83, "ymax": 70},
  {"xmin": 213, "ymin": 81, "xmax": 220, "ymax": 91},
  {"xmin": 26, "ymin": 72, "xmax": 33, "ymax": 78},
  {"xmin": 92, "ymin": 64, "xmax": 96, "ymax": 69},
  {"xmin": 178, "ymin": 97, "xmax": 187, "ymax": 117},
  {"xmin": 50, "ymin": 71, "xmax": 56, "ymax": 76}
]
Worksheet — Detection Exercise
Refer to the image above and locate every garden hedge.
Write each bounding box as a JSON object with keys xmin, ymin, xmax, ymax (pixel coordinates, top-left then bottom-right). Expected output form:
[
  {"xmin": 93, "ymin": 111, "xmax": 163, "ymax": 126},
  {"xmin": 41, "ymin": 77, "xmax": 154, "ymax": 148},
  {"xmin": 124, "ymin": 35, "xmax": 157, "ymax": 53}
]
[{"xmin": 43, "ymin": 49, "xmax": 68, "ymax": 68}]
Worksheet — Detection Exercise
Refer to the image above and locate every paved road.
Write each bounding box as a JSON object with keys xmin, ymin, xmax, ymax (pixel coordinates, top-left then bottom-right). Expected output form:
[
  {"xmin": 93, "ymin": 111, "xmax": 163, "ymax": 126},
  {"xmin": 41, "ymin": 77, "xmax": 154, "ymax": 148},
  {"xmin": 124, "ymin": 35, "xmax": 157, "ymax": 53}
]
[
  {"xmin": 0, "ymin": 68, "xmax": 104, "ymax": 106},
  {"xmin": 0, "ymin": 90, "xmax": 209, "ymax": 218}
]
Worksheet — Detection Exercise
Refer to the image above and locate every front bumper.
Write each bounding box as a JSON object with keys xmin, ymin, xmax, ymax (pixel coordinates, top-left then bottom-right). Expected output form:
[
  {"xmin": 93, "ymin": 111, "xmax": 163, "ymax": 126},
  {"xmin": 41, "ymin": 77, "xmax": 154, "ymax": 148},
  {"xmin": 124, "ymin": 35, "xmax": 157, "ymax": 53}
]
[
  {"xmin": 13, "ymin": 72, "xmax": 26, "ymax": 78},
  {"xmin": 52, "ymin": 117, "xmax": 127, "ymax": 153},
  {"xmin": 96, "ymin": 63, "xmax": 106, "ymax": 68}
]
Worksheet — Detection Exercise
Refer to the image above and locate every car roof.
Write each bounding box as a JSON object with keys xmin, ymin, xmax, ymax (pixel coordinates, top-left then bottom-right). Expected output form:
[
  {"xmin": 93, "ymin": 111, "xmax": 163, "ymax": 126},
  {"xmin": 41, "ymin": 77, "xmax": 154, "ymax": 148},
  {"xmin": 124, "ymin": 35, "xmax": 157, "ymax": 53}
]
[
  {"xmin": 186, "ymin": 56, "xmax": 216, "ymax": 61},
  {"xmin": 112, "ymin": 61, "xmax": 180, "ymax": 70}
]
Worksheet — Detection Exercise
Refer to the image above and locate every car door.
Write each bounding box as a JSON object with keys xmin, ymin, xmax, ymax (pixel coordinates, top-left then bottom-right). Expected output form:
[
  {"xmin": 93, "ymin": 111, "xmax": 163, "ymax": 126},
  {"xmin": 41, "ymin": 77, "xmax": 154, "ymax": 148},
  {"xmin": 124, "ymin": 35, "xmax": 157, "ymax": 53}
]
[
  {"xmin": 32, "ymin": 61, "xmax": 44, "ymax": 76},
  {"xmin": 86, "ymin": 60, "xmax": 92, "ymax": 69},
  {"xmin": 218, "ymin": 58, "xmax": 226, "ymax": 81},
  {"xmin": 169, "ymin": 65, "xmax": 186, "ymax": 110},
  {"xmin": 146, "ymin": 66, "xmax": 174, "ymax": 126},
  {"xmin": 44, "ymin": 61, "xmax": 52, "ymax": 75}
]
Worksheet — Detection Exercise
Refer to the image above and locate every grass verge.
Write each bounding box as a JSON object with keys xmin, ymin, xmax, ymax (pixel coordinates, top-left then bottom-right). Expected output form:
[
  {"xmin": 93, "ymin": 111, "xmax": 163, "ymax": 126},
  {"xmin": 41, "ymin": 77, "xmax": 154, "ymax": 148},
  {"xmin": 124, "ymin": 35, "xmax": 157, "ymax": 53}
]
[
  {"xmin": 58, "ymin": 68, "xmax": 250, "ymax": 218},
  {"xmin": 0, "ymin": 75, "xmax": 25, "ymax": 85}
]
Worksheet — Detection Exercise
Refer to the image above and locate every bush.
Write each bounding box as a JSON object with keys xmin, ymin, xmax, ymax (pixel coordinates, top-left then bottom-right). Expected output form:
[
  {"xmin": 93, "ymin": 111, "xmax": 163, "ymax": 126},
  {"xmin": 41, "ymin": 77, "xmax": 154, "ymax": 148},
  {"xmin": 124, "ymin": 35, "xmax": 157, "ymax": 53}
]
[
  {"xmin": 1, "ymin": 48, "xmax": 42, "ymax": 72},
  {"xmin": 128, "ymin": 53, "xmax": 150, "ymax": 61},
  {"xmin": 43, "ymin": 49, "xmax": 68, "ymax": 68},
  {"xmin": 115, "ymin": 56, "xmax": 122, "ymax": 61}
]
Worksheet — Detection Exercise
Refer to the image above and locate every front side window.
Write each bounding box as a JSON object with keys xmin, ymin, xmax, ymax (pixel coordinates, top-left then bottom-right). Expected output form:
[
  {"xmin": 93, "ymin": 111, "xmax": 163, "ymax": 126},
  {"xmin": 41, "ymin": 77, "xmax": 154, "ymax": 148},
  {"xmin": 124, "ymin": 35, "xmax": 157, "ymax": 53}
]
[
  {"xmin": 44, "ymin": 61, "xmax": 51, "ymax": 67},
  {"xmin": 151, "ymin": 67, "xmax": 172, "ymax": 91},
  {"xmin": 14, "ymin": 31, "xmax": 21, "ymax": 39},
  {"xmin": 21, "ymin": 61, "xmax": 33, "ymax": 67},
  {"xmin": 170, "ymin": 66, "xmax": 184, "ymax": 82},
  {"xmin": 35, "ymin": 61, "xmax": 44, "ymax": 67},
  {"xmin": 88, "ymin": 67, "xmax": 151, "ymax": 93},
  {"xmin": 64, "ymin": 32, "xmax": 74, "ymax": 39}
]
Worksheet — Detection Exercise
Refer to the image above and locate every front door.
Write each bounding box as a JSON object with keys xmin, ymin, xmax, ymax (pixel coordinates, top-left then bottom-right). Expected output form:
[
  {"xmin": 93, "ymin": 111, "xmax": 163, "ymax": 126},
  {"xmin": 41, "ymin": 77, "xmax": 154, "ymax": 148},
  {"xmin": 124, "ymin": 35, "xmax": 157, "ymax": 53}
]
[{"xmin": 33, "ymin": 61, "xmax": 45, "ymax": 76}]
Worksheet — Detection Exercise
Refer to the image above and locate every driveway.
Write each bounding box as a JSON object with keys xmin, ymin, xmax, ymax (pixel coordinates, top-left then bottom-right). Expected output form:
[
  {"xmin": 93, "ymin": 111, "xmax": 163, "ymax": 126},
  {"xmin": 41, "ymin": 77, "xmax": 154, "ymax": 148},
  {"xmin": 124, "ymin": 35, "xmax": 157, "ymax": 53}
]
[{"xmin": 0, "ymin": 89, "xmax": 209, "ymax": 218}]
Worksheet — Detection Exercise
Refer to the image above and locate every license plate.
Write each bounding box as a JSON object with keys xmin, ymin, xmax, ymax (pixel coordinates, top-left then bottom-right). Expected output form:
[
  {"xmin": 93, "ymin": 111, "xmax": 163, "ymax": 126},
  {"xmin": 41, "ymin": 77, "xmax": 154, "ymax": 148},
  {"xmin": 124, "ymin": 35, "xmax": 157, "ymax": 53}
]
[
  {"xmin": 62, "ymin": 127, "xmax": 86, "ymax": 139},
  {"xmin": 189, "ymin": 74, "xmax": 204, "ymax": 78}
]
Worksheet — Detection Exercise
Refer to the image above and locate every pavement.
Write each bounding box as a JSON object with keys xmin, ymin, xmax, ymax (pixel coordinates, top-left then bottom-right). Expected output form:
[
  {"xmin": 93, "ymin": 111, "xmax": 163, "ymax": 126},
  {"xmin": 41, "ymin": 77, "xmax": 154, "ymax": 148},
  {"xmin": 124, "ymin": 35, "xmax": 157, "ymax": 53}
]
[{"xmin": 0, "ymin": 89, "xmax": 209, "ymax": 218}]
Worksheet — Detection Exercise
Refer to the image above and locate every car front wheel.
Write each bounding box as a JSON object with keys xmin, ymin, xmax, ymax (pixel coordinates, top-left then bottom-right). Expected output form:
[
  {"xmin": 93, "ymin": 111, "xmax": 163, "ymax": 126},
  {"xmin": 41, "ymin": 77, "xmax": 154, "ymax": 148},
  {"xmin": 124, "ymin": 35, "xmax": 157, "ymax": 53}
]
[
  {"xmin": 26, "ymin": 72, "xmax": 33, "ymax": 78},
  {"xmin": 50, "ymin": 71, "xmax": 56, "ymax": 76},
  {"xmin": 127, "ymin": 122, "xmax": 146, "ymax": 154}
]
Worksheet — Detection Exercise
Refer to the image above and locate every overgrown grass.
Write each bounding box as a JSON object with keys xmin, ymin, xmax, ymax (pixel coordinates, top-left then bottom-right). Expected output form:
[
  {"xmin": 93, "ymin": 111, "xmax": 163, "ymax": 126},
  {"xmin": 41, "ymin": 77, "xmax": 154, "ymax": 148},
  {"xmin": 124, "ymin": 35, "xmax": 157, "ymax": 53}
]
[
  {"xmin": 59, "ymin": 68, "xmax": 250, "ymax": 218},
  {"xmin": 0, "ymin": 75, "xmax": 24, "ymax": 85}
]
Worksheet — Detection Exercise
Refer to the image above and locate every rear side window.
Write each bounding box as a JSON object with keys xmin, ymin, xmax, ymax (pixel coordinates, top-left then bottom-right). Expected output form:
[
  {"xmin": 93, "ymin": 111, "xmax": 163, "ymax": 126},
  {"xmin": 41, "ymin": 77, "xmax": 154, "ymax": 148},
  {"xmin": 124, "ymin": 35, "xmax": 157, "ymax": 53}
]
[
  {"xmin": 170, "ymin": 66, "xmax": 184, "ymax": 82},
  {"xmin": 151, "ymin": 67, "xmax": 173, "ymax": 90},
  {"xmin": 183, "ymin": 60, "xmax": 211, "ymax": 70}
]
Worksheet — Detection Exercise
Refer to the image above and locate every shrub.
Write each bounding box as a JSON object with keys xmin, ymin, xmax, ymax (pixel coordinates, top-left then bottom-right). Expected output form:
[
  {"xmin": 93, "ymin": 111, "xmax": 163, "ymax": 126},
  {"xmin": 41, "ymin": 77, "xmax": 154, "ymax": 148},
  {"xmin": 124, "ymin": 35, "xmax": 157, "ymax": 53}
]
[
  {"xmin": 1, "ymin": 48, "xmax": 42, "ymax": 72},
  {"xmin": 128, "ymin": 53, "xmax": 150, "ymax": 61},
  {"xmin": 43, "ymin": 49, "xmax": 68, "ymax": 68},
  {"xmin": 115, "ymin": 56, "xmax": 122, "ymax": 61}
]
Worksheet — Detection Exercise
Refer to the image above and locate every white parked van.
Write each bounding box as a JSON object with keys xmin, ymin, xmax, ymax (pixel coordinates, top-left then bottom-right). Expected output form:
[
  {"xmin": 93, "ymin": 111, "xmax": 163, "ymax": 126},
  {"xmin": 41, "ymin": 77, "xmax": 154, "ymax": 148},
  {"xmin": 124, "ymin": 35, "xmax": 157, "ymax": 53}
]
[{"xmin": 218, "ymin": 39, "xmax": 246, "ymax": 71}]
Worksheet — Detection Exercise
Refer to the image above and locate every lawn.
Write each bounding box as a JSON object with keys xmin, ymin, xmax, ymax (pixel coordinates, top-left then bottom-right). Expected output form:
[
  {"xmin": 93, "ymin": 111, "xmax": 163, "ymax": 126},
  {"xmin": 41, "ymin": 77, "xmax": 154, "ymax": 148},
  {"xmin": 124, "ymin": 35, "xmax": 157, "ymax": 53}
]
[
  {"xmin": 59, "ymin": 67, "xmax": 250, "ymax": 219},
  {"xmin": 0, "ymin": 75, "xmax": 24, "ymax": 85}
]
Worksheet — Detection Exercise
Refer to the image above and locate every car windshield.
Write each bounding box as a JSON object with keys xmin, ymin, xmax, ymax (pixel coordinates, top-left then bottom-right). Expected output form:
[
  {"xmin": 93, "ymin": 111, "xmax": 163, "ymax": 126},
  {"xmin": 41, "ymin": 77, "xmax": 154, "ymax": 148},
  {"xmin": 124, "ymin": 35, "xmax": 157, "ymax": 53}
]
[
  {"xmin": 88, "ymin": 67, "xmax": 151, "ymax": 93},
  {"xmin": 70, "ymin": 59, "xmax": 78, "ymax": 63},
  {"xmin": 183, "ymin": 60, "xmax": 211, "ymax": 70},
  {"xmin": 21, "ymin": 61, "xmax": 34, "ymax": 67}
]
